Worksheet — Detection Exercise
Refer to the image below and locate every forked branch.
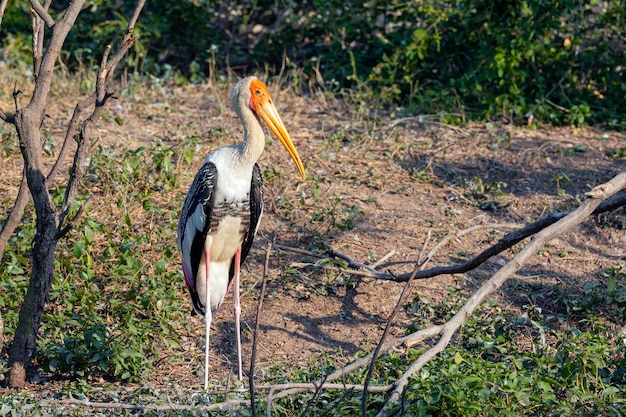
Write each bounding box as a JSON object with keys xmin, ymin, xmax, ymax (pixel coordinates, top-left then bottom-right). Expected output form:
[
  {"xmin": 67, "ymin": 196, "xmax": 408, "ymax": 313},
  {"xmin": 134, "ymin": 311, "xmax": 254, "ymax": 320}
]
[{"xmin": 28, "ymin": 0, "xmax": 54, "ymax": 28}]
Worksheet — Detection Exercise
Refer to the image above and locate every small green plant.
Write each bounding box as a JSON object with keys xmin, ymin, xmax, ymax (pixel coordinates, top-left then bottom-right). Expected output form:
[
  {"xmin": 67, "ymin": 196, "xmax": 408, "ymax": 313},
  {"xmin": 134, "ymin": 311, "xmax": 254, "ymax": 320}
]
[
  {"xmin": 551, "ymin": 172, "xmax": 571, "ymax": 196},
  {"xmin": 461, "ymin": 176, "xmax": 508, "ymax": 211},
  {"xmin": 606, "ymin": 147, "xmax": 626, "ymax": 160},
  {"xmin": 43, "ymin": 322, "xmax": 123, "ymax": 379}
]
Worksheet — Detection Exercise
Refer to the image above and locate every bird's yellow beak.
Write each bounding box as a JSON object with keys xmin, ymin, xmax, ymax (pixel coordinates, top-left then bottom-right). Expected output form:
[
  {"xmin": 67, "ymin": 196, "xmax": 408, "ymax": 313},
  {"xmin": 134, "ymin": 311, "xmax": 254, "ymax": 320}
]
[{"xmin": 251, "ymin": 80, "xmax": 306, "ymax": 180}]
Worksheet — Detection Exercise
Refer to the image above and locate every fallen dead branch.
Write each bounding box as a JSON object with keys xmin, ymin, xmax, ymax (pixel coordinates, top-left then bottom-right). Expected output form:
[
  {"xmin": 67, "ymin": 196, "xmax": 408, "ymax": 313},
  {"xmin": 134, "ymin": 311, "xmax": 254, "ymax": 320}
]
[
  {"xmin": 282, "ymin": 190, "xmax": 626, "ymax": 282},
  {"xmin": 56, "ymin": 393, "xmax": 246, "ymax": 412},
  {"xmin": 48, "ymin": 324, "xmax": 444, "ymax": 412},
  {"xmin": 271, "ymin": 174, "xmax": 626, "ymax": 415},
  {"xmin": 376, "ymin": 169, "xmax": 626, "ymax": 416}
]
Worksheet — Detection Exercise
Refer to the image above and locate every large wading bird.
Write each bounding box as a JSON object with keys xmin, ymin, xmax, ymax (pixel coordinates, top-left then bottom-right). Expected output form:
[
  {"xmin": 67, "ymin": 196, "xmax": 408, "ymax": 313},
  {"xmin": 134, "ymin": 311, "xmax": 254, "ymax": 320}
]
[{"xmin": 177, "ymin": 76, "xmax": 306, "ymax": 389}]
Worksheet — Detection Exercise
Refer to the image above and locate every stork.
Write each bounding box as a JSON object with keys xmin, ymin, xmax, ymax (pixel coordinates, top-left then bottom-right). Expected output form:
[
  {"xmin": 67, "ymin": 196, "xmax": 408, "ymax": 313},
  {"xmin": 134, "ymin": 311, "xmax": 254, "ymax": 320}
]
[{"xmin": 177, "ymin": 76, "xmax": 306, "ymax": 389}]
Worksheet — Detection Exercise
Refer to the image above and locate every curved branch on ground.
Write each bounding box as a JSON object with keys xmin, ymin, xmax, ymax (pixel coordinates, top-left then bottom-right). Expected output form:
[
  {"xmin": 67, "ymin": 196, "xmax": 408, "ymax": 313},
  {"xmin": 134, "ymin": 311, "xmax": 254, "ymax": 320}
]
[
  {"xmin": 376, "ymin": 170, "xmax": 626, "ymax": 416},
  {"xmin": 286, "ymin": 191, "xmax": 626, "ymax": 283},
  {"xmin": 58, "ymin": 394, "xmax": 246, "ymax": 413}
]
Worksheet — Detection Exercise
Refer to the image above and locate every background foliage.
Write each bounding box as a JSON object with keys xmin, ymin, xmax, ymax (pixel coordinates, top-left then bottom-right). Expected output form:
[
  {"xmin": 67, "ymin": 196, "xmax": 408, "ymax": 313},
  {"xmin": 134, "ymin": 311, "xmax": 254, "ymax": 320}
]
[{"xmin": 1, "ymin": 0, "xmax": 624, "ymax": 127}]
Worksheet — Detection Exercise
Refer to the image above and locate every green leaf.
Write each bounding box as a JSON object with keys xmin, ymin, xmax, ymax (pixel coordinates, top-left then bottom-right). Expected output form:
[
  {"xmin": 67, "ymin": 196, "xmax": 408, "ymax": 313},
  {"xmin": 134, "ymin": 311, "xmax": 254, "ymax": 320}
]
[
  {"xmin": 83, "ymin": 225, "xmax": 94, "ymax": 243},
  {"xmin": 73, "ymin": 241, "xmax": 85, "ymax": 258}
]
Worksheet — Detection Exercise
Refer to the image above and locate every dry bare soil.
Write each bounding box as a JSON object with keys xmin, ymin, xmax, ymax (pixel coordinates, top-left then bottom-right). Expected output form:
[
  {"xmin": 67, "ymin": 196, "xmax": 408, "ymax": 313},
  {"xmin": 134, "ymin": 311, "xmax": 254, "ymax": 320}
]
[{"xmin": 1, "ymin": 79, "xmax": 626, "ymax": 406}]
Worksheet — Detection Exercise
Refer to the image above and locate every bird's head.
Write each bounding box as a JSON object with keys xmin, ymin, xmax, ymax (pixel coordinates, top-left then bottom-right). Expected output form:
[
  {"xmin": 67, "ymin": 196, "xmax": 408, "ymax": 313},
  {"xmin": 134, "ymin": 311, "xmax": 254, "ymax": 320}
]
[{"xmin": 231, "ymin": 76, "xmax": 306, "ymax": 180}]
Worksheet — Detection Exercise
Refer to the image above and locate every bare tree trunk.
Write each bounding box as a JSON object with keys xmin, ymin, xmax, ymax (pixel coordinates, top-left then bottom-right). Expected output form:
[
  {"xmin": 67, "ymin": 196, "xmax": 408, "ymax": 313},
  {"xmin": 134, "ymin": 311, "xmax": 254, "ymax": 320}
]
[
  {"xmin": 6, "ymin": 211, "xmax": 57, "ymax": 387},
  {"xmin": 1, "ymin": 0, "xmax": 145, "ymax": 387},
  {"xmin": 7, "ymin": 106, "xmax": 60, "ymax": 387}
]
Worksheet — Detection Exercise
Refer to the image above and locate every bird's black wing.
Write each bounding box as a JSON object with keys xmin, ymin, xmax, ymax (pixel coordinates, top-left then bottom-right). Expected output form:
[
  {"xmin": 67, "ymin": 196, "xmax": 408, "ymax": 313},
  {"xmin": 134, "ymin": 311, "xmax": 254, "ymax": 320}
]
[
  {"xmin": 178, "ymin": 161, "xmax": 218, "ymax": 315},
  {"xmin": 230, "ymin": 163, "xmax": 264, "ymax": 279}
]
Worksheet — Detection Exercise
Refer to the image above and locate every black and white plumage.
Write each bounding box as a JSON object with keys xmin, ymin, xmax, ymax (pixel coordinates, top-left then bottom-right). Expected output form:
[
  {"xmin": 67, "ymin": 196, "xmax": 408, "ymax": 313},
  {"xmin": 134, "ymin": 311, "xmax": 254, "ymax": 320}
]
[{"xmin": 177, "ymin": 76, "xmax": 305, "ymax": 389}]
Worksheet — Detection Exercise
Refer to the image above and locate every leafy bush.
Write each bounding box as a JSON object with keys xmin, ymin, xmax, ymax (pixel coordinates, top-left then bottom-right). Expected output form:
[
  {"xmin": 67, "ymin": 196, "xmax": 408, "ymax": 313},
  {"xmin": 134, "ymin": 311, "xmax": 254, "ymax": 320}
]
[
  {"xmin": 366, "ymin": 0, "xmax": 626, "ymax": 126},
  {"xmin": 2, "ymin": 1, "xmax": 623, "ymax": 126},
  {"xmin": 41, "ymin": 321, "xmax": 148, "ymax": 381}
]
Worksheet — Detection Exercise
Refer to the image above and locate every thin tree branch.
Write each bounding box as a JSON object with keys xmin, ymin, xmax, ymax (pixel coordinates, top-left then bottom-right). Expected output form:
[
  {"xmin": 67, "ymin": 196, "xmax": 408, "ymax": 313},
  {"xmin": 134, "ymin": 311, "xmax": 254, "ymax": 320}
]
[
  {"xmin": 28, "ymin": 0, "xmax": 54, "ymax": 28},
  {"xmin": 13, "ymin": 82, "xmax": 22, "ymax": 111},
  {"xmin": 30, "ymin": 0, "xmax": 51, "ymax": 79},
  {"xmin": 123, "ymin": 0, "xmax": 144, "ymax": 40},
  {"xmin": 376, "ymin": 169, "xmax": 626, "ymax": 416},
  {"xmin": 275, "ymin": 244, "xmax": 323, "ymax": 258},
  {"xmin": 362, "ymin": 266, "xmax": 418, "ymax": 417},
  {"xmin": 47, "ymin": 92, "xmax": 96, "ymax": 182},
  {"xmin": 298, "ymin": 374, "xmax": 330, "ymax": 417},
  {"xmin": 0, "ymin": 0, "xmax": 10, "ymax": 28},
  {"xmin": 27, "ymin": 0, "xmax": 84, "ymax": 116},
  {"xmin": 370, "ymin": 250, "xmax": 397, "ymax": 269},
  {"xmin": 250, "ymin": 240, "xmax": 273, "ymax": 417},
  {"xmin": 57, "ymin": 93, "xmax": 115, "ymax": 227},
  {"xmin": 0, "ymin": 170, "xmax": 28, "ymax": 257},
  {"xmin": 0, "ymin": 108, "xmax": 14, "ymax": 123},
  {"xmin": 57, "ymin": 0, "xmax": 144, "ymax": 232},
  {"xmin": 362, "ymin": 232, "xmax": 430, "ymax": 417},
  {"xmin": 56, "ymin": 393, "xmax": 246, "ymax": 412},
  {"xmin": 52, "ymin": 0, "xmax": 143, "ymax": 189},
  {"xmin": 268, "ymin": 326, "xmax": 444, "ymax": 402},
  {"xmin": 317, "ymin": 388, "xmax": 356, "ymax": 417},
  {"xmin": 282, "ymin": 223, "xmax": 519, "ymax": 279},
  {"xmin": 101, "ymin": 0, "xmax": 145, "ymax": 76},
  {"xmin": 258, "ymin": 383, "xmax": 394, "ymax": 393},
  {"xmin": 290, "ymin": 262, "xmax": 387, "ymax": 279},
  {"xmin": 56, "ymin": 196, "xmax": 91, "ymax": 239},
  {"xmin": 50, "ymin": 382, "xmax": 395, "ymax": 414},
  {"xmin": 325, "ymin": 245, "xmax": 378, "ymax": 272}
]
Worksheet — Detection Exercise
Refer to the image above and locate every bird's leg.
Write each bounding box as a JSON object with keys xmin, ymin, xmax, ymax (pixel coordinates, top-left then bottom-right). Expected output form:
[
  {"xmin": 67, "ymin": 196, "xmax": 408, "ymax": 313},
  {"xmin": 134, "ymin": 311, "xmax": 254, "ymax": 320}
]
[
  {"xmin": 233, "ymin": 246, "xmax": 243, "ymax": 381},
  {"xmin": 204, "ymin": 249, "xmax": 212, "ymax": 391}
]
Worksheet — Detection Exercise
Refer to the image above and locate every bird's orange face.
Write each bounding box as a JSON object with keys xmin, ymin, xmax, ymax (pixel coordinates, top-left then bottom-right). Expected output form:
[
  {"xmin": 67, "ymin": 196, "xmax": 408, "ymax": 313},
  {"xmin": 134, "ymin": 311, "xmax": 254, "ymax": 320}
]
[{"xmin": 249, "ymin": 79, "xmax": 306, "ymax": 180}]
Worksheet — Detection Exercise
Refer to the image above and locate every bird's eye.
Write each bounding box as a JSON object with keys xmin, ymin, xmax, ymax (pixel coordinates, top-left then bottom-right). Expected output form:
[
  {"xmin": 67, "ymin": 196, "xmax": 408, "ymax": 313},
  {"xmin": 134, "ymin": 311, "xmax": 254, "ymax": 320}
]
[{"xmin": 255, "ymin": 89, "xmax": 261, "ymax": 95}]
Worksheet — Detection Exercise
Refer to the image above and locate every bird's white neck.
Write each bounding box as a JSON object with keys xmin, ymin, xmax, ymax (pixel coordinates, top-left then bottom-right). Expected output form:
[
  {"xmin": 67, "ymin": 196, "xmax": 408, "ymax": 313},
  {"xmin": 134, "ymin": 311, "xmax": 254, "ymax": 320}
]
[{"xmin": 236, "ymin": 108, "xmax": 265, "ymax": 169}]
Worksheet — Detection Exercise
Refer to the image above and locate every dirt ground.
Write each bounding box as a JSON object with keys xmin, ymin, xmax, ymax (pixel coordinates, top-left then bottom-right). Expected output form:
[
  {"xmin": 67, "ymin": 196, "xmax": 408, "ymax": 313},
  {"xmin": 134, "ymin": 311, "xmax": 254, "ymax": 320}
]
[{"xmin": 1, "ymin": 79, "xmax": 626, "ymax": 405}]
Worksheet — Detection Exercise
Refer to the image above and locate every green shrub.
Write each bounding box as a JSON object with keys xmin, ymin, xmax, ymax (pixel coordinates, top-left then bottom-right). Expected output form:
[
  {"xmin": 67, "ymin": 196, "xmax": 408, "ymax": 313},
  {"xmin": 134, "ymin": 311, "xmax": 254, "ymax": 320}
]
[
  {"xmin": 1, "ymin": 1, "xmax": 624, "ymax": 124},
  {"xmin": 366, "ymin": 0, "xmax": 625, "ymax": 126}
]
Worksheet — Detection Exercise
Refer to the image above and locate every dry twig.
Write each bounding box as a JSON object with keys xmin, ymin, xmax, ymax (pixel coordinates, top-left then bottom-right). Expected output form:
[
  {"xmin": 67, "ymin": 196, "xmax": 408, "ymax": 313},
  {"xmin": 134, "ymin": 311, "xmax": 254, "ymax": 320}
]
[
  {"xmin": 361, "ymin": 232, "xmax": 430, "ymax": 417},
  {"xmin": 250, "ymin": 240, "xmax": 273, "ymax": 417}
]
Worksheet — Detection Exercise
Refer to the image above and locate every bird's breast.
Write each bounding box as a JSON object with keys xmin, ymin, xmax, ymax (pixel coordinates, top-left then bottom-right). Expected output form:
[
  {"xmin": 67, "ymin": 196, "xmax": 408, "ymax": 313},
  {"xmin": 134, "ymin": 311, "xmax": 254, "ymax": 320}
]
[{"xmin": 207, "ymin": 199, "xmax": 251, "ymax": 262}]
